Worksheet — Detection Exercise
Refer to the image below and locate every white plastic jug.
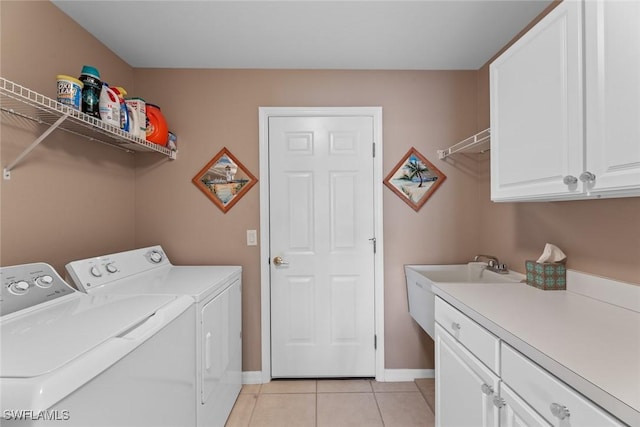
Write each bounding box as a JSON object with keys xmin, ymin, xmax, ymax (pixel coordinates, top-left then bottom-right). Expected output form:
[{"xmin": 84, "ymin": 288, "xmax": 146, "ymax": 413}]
[
  {"xmin": 99, "ymin": 83, "xmax": 120, "ymax": 128},
  {"xmin": 126, "ymin": 103, "xmax": 140, "ymax": 138},
  {"xmin": 125, "ymin": 98, "xmax": 146, "ymax": 139}
]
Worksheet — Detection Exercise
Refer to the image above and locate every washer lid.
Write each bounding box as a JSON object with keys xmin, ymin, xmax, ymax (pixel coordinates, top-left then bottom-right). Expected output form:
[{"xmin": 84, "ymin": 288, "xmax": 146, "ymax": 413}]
[
  {"xmin": 83, "ymin": 265, "xmax": 241, "ymax": 303},
  {"xmin": 1, "ymin": 293, "xmax": 181, "ymax": 378}
]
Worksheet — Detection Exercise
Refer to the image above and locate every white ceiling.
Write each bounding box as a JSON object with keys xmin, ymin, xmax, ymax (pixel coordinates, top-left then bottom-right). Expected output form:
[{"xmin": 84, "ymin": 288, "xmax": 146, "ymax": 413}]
[{"xmin": 52, "ymin": 0, "xmax": 552, "ymax": 70}]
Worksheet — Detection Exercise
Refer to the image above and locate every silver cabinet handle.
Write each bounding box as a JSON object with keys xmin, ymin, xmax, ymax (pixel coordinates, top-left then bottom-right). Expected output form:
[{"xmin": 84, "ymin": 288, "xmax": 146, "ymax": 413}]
[
  {"xmin": 273, "ymin": 256, "xmax": 289, "ymax": 266},
  {"xmin": 563, "ymin": 175, "xmax": 577, "ymax": 185},
  {"xmin": 451, "ymin": 322, "xmax": 461, "ymax": 331},
  {"xmin": 492, "ymin": 395, "xmax": 505, "ymax": 408},
  {"xmin": 550, "ymin": 403, "xmax": 570, "ymax": 420},
  {"xmin": 481, "ymin": 384, "xmax": 494, "ymax": 395},
  {"xmin": 579, "ymin": 171, "xmax": 596, "ymax": 183}
]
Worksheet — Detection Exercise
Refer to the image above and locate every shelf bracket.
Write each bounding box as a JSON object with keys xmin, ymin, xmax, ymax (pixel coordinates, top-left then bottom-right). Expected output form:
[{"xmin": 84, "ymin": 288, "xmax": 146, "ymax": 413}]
[{"xmin": 3, "ymin": 113, "xmax": 69, "ymax": 180}]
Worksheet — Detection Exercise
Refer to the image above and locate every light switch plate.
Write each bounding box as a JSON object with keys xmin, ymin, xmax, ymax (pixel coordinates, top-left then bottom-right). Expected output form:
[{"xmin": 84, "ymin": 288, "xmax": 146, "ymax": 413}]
[{"xmin": 247, "ymin": 230, "xmax": 257, "ymax": 246}]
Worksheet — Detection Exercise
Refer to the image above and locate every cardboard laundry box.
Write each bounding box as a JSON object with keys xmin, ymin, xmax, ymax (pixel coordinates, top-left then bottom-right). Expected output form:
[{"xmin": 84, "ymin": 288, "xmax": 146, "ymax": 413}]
[{"xmin": 524, "ymin": 260, "xmax": 567, "ymax": 290}]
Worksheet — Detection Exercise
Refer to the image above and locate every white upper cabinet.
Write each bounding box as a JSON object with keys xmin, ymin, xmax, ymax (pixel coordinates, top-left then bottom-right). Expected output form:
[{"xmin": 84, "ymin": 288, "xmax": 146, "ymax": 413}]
[
  {"xmin": 584, "ymin": 0, "xmax": 640, "ymax": 196},
  {"xmin": 490, "ymin": 1, "xmax": 583, "ymax": 201},
  {"xmin": 490, "ymin": 0, "xmax": 640, "ymax": 201}
]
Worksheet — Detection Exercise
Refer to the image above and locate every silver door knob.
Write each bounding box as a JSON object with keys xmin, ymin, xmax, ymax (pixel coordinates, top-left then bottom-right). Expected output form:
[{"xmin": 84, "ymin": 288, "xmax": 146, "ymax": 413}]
[
  {"xmin": 273, "ymin": 256, "xmax": 289, "ymax": 266},
  {"xmin": 550, "ymin": 403, "xmax": 570, "ymax": 420},
  {"xmin": 579, "ymin": 171, "xmax": 596, "ymax": 183},
  {"xmin": 563, "ymin": 175, "xmax": 578, "ymax": 185},
  {"xmin": 492, "ymin": 395, "xmax": 505, "ymax": 408},
  {"xmin": 481, "ymin": 384, "xmax": 494, "ymax": 395}
]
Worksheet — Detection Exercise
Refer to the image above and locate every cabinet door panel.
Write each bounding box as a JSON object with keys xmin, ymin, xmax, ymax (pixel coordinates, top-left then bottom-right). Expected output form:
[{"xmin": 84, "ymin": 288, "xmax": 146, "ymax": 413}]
[
  {"xmin": 585, "ymin": 0, "xmax": 640, "ymax": 194},
  {"xmin": 501, "ymin": 383, "xmax": 552, "ymax": 427},
  {"xmin": 490, "ymin": 1, "xmax": 583, "ymax": 201},
  {"xmin": 435, "ymin": 323, "xmax": 499, "ymax": 427}
]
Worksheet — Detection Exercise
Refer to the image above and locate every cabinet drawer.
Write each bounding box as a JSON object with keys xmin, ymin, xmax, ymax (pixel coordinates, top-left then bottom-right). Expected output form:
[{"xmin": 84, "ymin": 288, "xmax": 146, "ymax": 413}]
[
  {"xmin": 434, "ymin": 297, "xmax": 500, "ymax": 373},
  {"xmin": 501, "ymin": 343, "xmax": 624, "ymax": 426}
]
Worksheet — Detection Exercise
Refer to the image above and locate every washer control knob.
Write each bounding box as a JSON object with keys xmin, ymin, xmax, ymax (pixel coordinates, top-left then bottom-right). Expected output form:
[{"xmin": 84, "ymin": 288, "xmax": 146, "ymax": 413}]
[
  {"xmin": 90, "ymin": 266, "xmax": 103, "ymax": 277},
  {"xmin": 149, "ymin": 251, "xmax": 163, "ymax": 264},
  {"xmin": 35, "ymin": 275, "xmax": 54, "ymax": 288},
  {"xmin": 9, "ymin": 280, "xmax": 30, "ymax": 295},
  {"xmin": 105, "ymin": 263, "xmax": 118, "ymax": 273},
  {"xmin": 15, "ymin": 281, "xmax": 29, "ymax": 290}
]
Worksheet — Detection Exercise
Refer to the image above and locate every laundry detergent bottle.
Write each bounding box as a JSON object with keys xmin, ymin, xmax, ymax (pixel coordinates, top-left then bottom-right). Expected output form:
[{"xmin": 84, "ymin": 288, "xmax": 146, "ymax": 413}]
[
  {"xmin": 126, "ymin": 102, "xmax": 140, "ymax": 138},
  {"xmin": 145, "ymin": 103, "xmax": 168, "ymax": 146},
  {"xmin": 111, "ymin": 86, "xmax": 130, "ymax": 132},
  {"xmin": 78, "ymin": 65, "xmax": 102, "ymax": 118},
  {"xmin": 99, "ymin": 83, "xmax": 121, "ymax": 128}
]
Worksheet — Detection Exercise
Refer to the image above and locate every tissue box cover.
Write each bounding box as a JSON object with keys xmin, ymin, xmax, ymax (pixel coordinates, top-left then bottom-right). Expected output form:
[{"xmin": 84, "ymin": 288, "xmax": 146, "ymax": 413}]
[{"xmin": 525, "ymin": 260, "xmax": 567, "ymax": 290}]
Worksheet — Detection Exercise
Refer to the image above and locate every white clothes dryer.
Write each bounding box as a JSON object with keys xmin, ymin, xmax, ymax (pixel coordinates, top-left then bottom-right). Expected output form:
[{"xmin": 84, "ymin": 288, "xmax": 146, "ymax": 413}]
[
  {"xmin": 65, "ymin": 246, "xmax": 242, "ymax": 427},
  {"xmin": 0, "ymin": 262, "xmax": 196, "ymax": 427}
]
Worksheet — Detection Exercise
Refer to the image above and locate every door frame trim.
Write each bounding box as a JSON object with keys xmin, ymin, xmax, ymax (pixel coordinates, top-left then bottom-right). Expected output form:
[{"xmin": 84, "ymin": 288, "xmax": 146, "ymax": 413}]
[{"xmin": 258, "ymin": 106, "xmax": 385, "ymax": 382}]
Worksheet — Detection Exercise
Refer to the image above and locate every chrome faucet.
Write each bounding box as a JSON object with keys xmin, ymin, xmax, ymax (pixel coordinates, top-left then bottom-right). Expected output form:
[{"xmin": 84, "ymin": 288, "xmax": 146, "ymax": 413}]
[{"xmin": 473, "ymin": 254, "xmax": 509, "ymax": 274}]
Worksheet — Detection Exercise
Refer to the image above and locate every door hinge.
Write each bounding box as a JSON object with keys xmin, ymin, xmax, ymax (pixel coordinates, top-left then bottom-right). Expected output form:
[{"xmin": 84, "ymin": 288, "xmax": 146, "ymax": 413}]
[
  {"xmin": 374, "ymin": 334, "xmax": 377, "ymax": 350},
  {"xmin": 372, "ymin": 142, "xmax": 376, "ymax": 158},
  {"xmin": 369, "ymin": 237, "xmax": 377, "ymax": 253}
]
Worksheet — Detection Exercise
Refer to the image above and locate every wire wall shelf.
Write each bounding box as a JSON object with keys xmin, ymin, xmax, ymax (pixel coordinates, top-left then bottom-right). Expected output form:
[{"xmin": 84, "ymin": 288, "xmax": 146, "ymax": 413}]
[
  {"xmin": 437, "ymin": 128, "xmax": 490, "ymax": 160},
  {"xmin": 1, "ymin": 77, "xmax": 176, "ymax": 179}
]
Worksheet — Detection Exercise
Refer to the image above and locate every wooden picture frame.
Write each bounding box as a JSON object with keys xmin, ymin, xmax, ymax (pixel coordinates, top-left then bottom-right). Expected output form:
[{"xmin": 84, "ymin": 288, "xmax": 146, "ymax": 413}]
[
  {"xmin": 383, "ymin": 147, "xmax": 446, "ymax": 211},
  {"xmin": 192, "ymin": 147, "xmax": 257, "ymax": 213}
]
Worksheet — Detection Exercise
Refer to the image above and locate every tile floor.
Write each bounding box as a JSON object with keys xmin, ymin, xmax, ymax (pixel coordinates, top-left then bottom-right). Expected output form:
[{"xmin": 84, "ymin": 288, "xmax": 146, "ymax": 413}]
[{"xmin": 225, "ymin": 378, "xmax": 435, "ymax": 427}]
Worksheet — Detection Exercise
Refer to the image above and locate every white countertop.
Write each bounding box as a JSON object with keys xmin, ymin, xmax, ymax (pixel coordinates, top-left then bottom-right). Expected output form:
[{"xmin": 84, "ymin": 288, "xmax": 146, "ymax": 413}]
[{"xmin": 432, "ymin": 280, "xmax": 640, "ymax": 426}]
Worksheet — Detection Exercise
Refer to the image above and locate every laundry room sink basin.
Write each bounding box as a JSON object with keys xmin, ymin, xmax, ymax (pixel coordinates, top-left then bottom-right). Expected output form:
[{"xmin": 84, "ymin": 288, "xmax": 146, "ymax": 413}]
[{"xmin": 404, "ymin": 263, "xmax": 524, "ymax": 339}]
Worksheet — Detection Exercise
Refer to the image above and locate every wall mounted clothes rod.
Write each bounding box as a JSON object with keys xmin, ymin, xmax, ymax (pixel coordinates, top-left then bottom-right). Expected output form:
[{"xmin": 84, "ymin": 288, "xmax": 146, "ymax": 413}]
[{"xmin": 437, "ymin": 128, "xmax": 491, "ymax": 160}]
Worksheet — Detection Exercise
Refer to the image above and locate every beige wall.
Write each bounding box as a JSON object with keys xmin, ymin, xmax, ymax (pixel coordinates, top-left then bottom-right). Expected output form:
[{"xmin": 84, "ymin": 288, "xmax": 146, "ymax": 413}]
[
  {"xmin": 132, "ymin": 69, "xmax": 482, "ymax": 371},
  {"xmin": 1, "ymin": 1, "xmax": 481, "ymax": 372},
  {"xmin": 2, "ymin": 1, "xmax": 638, "ymax": 377},
  {"xmin": 0, "ymin": 1, "xmax": 137, "ymax": 272}
]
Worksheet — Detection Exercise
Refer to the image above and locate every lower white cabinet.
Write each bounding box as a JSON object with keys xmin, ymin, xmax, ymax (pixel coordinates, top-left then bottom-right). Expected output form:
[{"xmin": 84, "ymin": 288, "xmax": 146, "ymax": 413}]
[
  {"xmin": 498, "ymin": 383, "xmax": 552, "ymax": 427},
  {"xmin": 501, "ymin": 343, "xmax": 624, "ymax": 427},
  {"xmin": 435, "ymin": 297, "xmax": 624, "ymax": 427},
  {"xmin": 435, "ymin": 322, "xmax": 500, "ymax": 427}
]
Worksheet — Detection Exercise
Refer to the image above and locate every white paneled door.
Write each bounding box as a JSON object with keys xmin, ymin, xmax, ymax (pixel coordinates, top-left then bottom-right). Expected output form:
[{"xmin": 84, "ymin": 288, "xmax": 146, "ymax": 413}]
[{"xmin": 269, "ymin": 115, "xmax": 376, "ymax": 377}]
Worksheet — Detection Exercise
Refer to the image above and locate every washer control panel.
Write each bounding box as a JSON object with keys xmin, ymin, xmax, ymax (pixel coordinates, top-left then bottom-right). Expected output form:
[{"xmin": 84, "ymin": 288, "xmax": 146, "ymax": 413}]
[
  {"xmin": 1, "ymin": 263, "xmax": 75, "ymax": 316},
  {"xmin": 65, "ymin": 246, "xmax": 170, "ymax": 292}
]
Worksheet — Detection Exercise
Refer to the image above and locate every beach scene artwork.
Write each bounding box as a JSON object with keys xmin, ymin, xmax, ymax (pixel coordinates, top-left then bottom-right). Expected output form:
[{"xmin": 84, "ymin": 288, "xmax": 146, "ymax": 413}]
[
  {"xmin": 384, "ymin": 148, "xmax": 446, "ymax": 211},
  {"xmin": 192, "ymin": 147, "xmax": 257, "ymax": 213}
]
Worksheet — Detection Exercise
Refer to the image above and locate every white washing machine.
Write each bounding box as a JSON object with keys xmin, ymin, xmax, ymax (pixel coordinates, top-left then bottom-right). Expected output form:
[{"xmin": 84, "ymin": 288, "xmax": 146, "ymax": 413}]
[
  {"xmin": 0, "ymin": 262, "xmax": 196, "ymax": 427},
  {"xmin": 65, "ymin": 246, "xmax": 242, "ymax": 427}
]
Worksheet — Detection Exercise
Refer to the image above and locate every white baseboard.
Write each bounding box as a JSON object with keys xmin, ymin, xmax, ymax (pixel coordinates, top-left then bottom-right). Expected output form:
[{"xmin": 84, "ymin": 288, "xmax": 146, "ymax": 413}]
[
  {"xmin": 383, "ymin": 369, "xmax": 435, "ymax": 382},
  {"xmin": 242, "ymin": 369, "xmax": 435, "ymax": 384},
  {"xmin": 242, "ymin": 371, "xmax": 264, "ymax": 384}
]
